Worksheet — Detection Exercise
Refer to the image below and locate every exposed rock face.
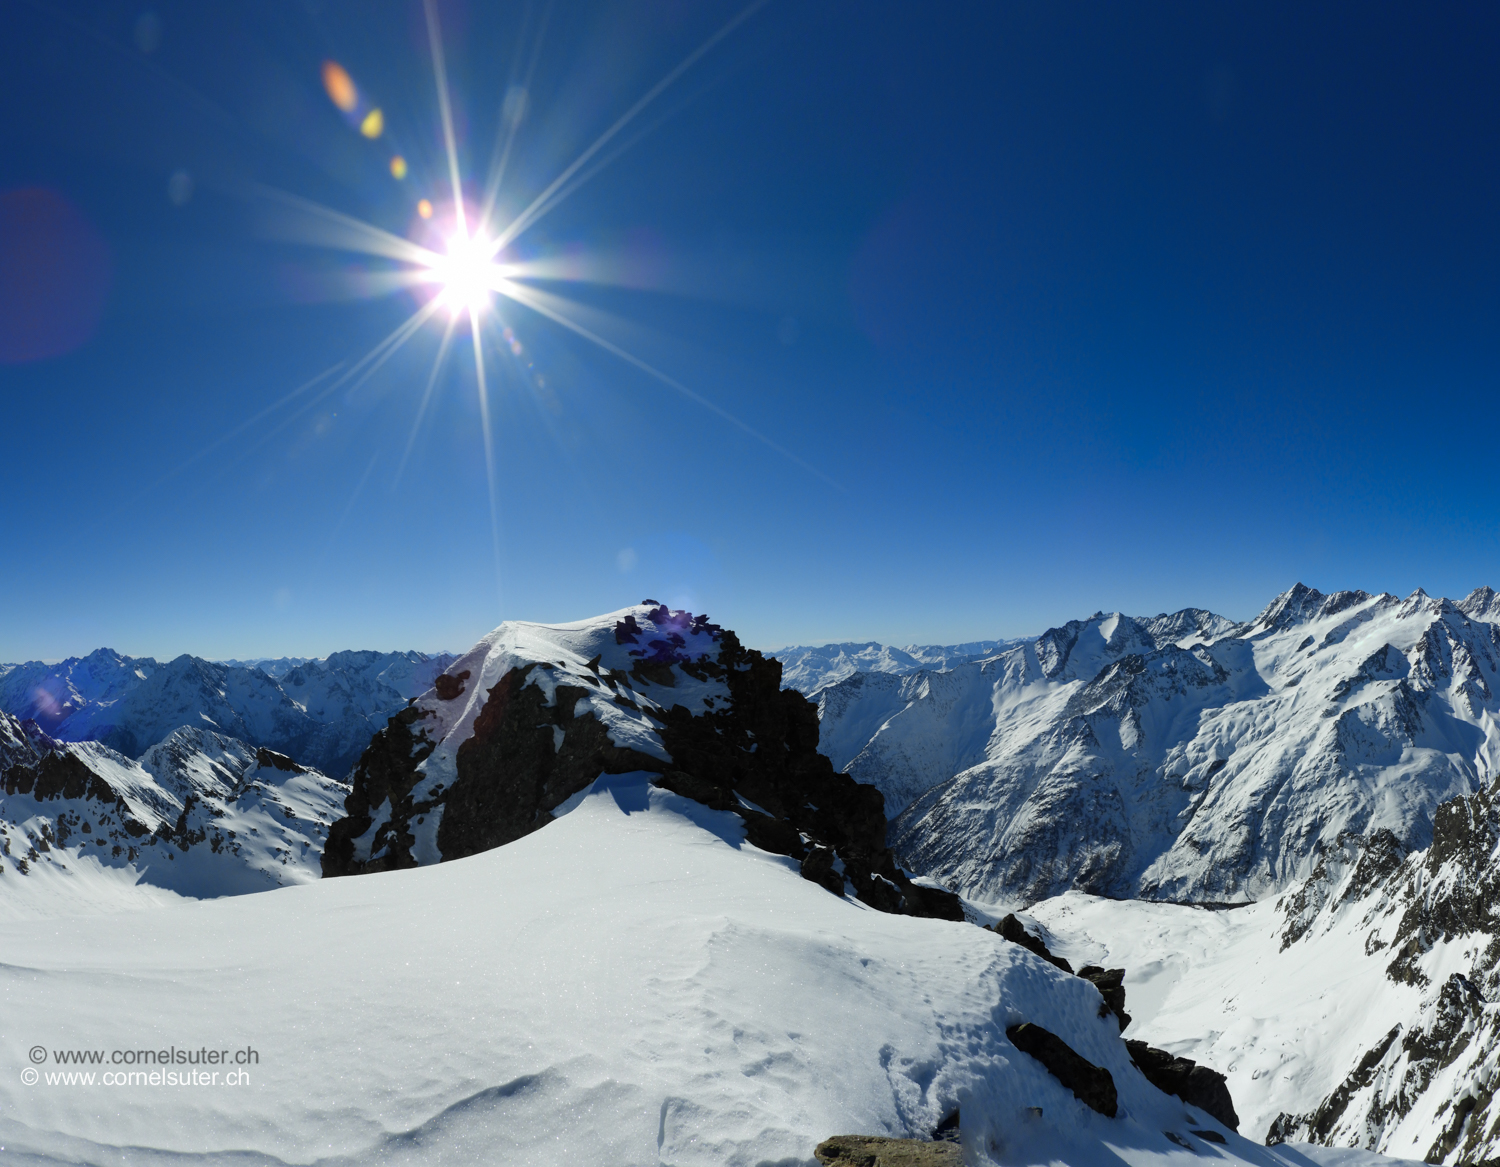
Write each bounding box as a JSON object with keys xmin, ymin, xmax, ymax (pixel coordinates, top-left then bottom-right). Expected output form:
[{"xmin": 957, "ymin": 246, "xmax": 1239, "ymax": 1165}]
[
  {"xmin": 813, "ymin": 1135, "xmax": 962, "ymax": 1166},
  {"xmin": 1266, "ymin": 782, "xmax": 1500, "ymax": 1162},
  {"xmin": 1078, "ymin": 966, "xmax": 1131, "ymax": 1031},
  {"xmin": 1006, "ymin": 1022, "xmax": 1119, "ymax": 1117},
  {"xmin": 989, "ymin": 913, "xmax": 1074, "ymax": 973},
  {"xmin": 322, "ymin": 605, "xmax": 964, "ymax": 922},
  {"xmin": 1127, "ymin": 1041, "xmax": 1239, "ymax": 1130}
]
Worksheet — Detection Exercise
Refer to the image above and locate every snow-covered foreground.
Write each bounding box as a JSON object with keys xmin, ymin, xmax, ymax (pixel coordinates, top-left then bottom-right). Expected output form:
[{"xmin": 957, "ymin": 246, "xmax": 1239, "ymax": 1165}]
[{"xmin": 0, "ymin": 773, "xmax": 1407, "ymax": 1167}]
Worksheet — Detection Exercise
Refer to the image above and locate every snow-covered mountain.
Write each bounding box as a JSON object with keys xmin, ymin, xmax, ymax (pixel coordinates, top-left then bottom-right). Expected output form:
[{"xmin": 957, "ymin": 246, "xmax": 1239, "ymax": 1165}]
[
  {"xmin": 815, "ymin": 608, "xmax": 1243, "ymax": 821},
  {"xmin": 0, "ymin": 604, "xmax": 1428, "ymax": 1167},
  {"xmin": 1029, "ymin": 771, "xmax": 1500, "ymax": 1163},
  {"xmin": 0, "ymin": 756, "xmax": 1401, "ymax": 1167},
  {"xmin": 815, "ymin": 584, "xmax": 1500, "ymax": 907},
  {"xmin": 0, "ymin": 648, "xmax": 457, "ymax": 776},
  {"xmin": 0, "ymin": 711, "xmax": 347, "ymax": 913},
  {"xmin": 215, "ymin": 655, "xmax": 316, "ymax": 677},
  {"xmin": 323, "ymin": 602, "xmax": 965, "ymax": 921},
  {"xmin": 771, "ymin": 638, "xmax": 1034, "ymax": 696}
]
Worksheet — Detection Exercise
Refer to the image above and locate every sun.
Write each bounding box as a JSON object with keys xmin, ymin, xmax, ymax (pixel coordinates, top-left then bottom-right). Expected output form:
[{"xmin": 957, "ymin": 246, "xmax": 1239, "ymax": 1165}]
[{"xmin": 427, "ymin": 230, "xmax": 502, "ymax": 315}]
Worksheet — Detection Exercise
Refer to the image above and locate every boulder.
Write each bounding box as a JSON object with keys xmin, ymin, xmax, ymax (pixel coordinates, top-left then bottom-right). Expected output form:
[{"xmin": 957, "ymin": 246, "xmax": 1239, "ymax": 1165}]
[
  {"xmin": 990, "ymin": 913, "xmax": 1073, "ymax": 973},
  {"xmin": 1006, "ymin": 1022, "xmax": 1118, "ymax": 1117},
  {"xmin": 1078, "ymin": 965, "xmax": 1131, "ymax": 1030},
  {"xmin": 813, "ymin": 1135, "xmax": 962, "ymax": 1166},
  {"xmin": 1126, "ymin": 1040, "xmax": 1239, "ymax": 1130}
]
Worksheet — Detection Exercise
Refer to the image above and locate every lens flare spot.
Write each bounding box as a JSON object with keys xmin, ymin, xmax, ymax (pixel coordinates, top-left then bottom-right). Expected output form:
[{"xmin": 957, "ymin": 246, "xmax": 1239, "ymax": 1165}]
[
  {"xmin": 417, "ymin": 199, "xmax": 433, "ymax": 219},
  {"xmin": 390, "ymin": 155, "xmax": 408, "ymax": 180},
  {"xmin": 0, "ymin": 187, "xmax": 112, "ymax": 364},
  {"xmin": 321, "ymin": 61, "xmax": 358, "ymax": 113},
  {"xmin": 360, "ymin": 108, "xmax": 384, "ymax": 139}
]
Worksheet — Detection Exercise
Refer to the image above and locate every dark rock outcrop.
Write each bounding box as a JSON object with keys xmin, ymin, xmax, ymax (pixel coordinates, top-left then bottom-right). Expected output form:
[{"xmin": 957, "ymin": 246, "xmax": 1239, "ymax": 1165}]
[
  {"xmin": 1127, "ymin": 1040, "xmax": 1239, "ymax": 1130},
  {"xmin": 1006, "ymin": 1022, "xmax": 1118, "ymax": 1117},
  {"xmin": 985, "ymin": 911, "xmax": 1237, "ymax": 1127},
  {"xmin": 1078, "ymin": 965, "xmax": 1131, "ymax": 1030},
  {"xmin": 322, "ymin": 608, "xmax": 965, "ymax": 922},
  {"xmin": 814, "ymin": 1135, "xmax": 962, "ymax": 1166},
  {"xmin": 989, "ymin": 913, "xmax": 1073, "ymax": 972}
]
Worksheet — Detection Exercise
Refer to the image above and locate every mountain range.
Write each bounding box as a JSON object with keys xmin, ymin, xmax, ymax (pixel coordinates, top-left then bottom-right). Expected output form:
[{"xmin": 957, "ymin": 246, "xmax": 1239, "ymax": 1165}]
[
  {"xmin": 0, "ymin": 712, "xmax": 346, "ymax": 914},
  {"xmin": 814, "ymin": 585, "xmax": 1500, "ymax": 907},
  {"xmin": 0, "ymin": 600, "xmax": 1379, "ymax": 1167},
  {"xmin": 771, "ymin": 638, "xmax": 1034, "ymax": 697},
  {"xmin": 0, "ymin": 647, "xmax": 458, "ymax": 777},
  {"xmin": 5, "ymin": 591, "xmax": 1499, "ymax": 1163}
]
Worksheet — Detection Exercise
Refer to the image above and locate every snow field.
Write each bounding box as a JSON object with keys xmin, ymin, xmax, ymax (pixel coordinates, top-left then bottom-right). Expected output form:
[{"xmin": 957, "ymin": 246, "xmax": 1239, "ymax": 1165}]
[{"xmin": 0, "ymin": 774, "xmax": 1385, "ymax": 1167}]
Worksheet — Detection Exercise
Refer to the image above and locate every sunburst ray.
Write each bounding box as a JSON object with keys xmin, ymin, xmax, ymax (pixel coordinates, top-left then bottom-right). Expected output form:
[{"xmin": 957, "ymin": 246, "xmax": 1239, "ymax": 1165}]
[
  {"xmin": 494, "ymin": 278, "xmax": 840, "ymax": 490},
  {"xmin": 393, "ymin": 314, "xmax": 460, "ymax": 490},
  {"xmin": 486, "ymin": 0, "xmax": 771, "ymax": 257}
]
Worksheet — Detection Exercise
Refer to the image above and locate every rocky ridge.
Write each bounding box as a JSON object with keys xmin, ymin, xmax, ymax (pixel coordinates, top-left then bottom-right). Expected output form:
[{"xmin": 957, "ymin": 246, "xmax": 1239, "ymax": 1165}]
[
  {"xmin": 815, "ymin": 584, "xmax": 1500, "ymax": 906},
  {"xmin": 0, "ymin": 711, "xmax": 347, "ymax": 901},
  {"xmin": 987, "ymin": 911, "xmax": 1239, "ymax": 1130},
  {"xmin": 1264, "ymin": 778, "xmax": 1500, "ymax": 1163},
  {"xmin": 323, "ymin": 604, "xmax": 964, "ymax": 921}
]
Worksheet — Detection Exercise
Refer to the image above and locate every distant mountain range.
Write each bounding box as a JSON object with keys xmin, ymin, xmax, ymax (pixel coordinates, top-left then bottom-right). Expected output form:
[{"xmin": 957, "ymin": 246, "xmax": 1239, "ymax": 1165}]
[
  {"xmin": 769, "ymin": 638, "xmax": 1034, "ymax": 696},
  {"xmin": 0, "ymin": 648, "xmax": 458, "ymax": 778},
  {"xmin": 0, "ymin": 712, "xmax": 347, "ymax": 913}
]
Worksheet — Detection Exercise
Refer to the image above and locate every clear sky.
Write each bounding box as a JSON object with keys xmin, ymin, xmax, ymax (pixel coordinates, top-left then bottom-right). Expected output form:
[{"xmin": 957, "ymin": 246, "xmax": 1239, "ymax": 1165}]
[{"xmin": 4, "ymin": 0, "xmax": 1500, "ymax": 662}]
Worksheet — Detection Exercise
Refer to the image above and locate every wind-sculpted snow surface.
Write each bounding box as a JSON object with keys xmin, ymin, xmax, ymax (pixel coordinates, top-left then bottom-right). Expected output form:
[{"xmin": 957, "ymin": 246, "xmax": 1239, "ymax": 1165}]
[
  {"xmin": 0, "ymin": 772, "xmax": 1401, "ymax": 1167},
  {"xmin": 0, "ymin": 713, "xmax": 347, "ymax": 914},
  {"xmin": 772, "ymin": 638, "xmax": 1032, "ymax": 697},
  {"xmin": 818, "ymin": 585, "xmax": 1500, "ymax": 905},
  {"xmin": 0, "ymin": 648, "xmax": 457, "ymax": 777}
]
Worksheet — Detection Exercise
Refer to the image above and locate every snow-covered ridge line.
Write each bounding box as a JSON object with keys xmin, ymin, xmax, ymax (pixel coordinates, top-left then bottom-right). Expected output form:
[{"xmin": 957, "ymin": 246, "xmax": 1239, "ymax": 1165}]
[
  {"xmin": 0, "ymin": 711, "xmax": 348, "ymax": 914},
  {"xmin": 769, "ymin": 638, "xmax": 1036, "ymax": 697},
  {"xmin": 817, "ymin": 583, "xmax": 1500, "ymax": 907},
  {"xmin": 0, "ymin": 647, "xmax": 459, "ymax": 777}
]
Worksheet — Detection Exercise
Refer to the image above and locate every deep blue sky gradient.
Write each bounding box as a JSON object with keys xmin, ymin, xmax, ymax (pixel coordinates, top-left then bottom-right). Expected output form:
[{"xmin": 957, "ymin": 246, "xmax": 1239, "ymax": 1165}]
[{"xmin": 4, "ymin": 1, "xmax": 1500, "ymax": 659}]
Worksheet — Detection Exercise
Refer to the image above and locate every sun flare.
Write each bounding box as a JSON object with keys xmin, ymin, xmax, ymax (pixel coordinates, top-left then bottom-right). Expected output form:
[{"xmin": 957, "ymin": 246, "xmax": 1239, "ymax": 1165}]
[{"xmin": 427, "ymin": 231, "xmax": 502, "ymax": 315}]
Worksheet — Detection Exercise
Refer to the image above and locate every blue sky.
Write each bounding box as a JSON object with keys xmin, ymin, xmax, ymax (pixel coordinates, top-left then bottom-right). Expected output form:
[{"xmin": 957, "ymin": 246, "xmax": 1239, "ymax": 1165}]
[{"xmin": 4, "ymin": 1, "xmax": 1500, "ymax": 661}]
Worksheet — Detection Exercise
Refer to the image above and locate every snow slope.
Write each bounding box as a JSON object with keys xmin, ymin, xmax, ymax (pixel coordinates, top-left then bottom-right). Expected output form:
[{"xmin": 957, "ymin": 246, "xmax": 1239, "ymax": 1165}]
[
  {"xmin": 820, "ymin": 585, "xmax": 1500, "ymax": 905},
  {"xmin": 0, "ymin": 649, "xmax": 457, "ymax": 777},
  {"xmin": 0, "ymin": 771, "xmax": 1410, "ymax": 1167},
  {"xmin": 772, "ymin": 639, "xmax": 1032, "ymax": 697},
  {"xmin": 1029, "ymin": 797, "xmax": 1500, "ymax": 1167}
]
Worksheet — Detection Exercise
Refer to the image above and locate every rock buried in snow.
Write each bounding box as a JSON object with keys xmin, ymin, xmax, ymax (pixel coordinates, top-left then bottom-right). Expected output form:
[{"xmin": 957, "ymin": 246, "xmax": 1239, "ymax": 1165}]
[
  {"xmin": 1126, "ymin": 1040, "xmax": 1239, "ymax": 1130},
  {"xmin": 1005, "ymin": 1022, "xmax": 1119, "ymax": 1117},
  {"xmin": 813, "ymin": 1135, "xmax": 963, "ymax": 1166}
]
